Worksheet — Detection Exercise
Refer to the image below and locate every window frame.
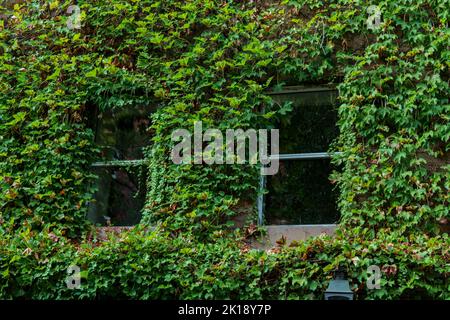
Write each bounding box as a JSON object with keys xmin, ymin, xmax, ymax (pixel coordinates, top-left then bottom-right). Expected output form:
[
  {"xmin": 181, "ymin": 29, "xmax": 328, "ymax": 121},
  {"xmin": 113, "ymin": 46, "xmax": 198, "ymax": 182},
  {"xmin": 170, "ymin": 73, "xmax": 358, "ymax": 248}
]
[
  {"xmin": 88, "ymin": 104, "xmax": 152, "ymax": 226},
  {"xmin": 89, "ymin": 86, "xmax": 341, "ymax": 230},
  {"xmin": 258, "ymin": 86, "xmax": 341, "ymax": 228}
]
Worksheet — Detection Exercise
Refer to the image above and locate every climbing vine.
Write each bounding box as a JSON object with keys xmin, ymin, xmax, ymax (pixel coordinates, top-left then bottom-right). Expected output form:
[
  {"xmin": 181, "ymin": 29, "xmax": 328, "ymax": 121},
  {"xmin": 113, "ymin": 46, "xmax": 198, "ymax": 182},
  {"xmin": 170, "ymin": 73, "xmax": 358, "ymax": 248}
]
[{"xmin": 0, "ymin": 0, "xmax": 448, "ymax": 299}]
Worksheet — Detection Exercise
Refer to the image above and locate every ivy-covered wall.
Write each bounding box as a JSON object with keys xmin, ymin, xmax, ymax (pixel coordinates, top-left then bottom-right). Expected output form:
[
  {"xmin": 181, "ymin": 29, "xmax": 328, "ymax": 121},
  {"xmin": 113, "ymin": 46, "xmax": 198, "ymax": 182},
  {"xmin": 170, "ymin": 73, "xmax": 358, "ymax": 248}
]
[{"xmin": 0, "ymin": 0, "xmax": 448, "ymax": 299}]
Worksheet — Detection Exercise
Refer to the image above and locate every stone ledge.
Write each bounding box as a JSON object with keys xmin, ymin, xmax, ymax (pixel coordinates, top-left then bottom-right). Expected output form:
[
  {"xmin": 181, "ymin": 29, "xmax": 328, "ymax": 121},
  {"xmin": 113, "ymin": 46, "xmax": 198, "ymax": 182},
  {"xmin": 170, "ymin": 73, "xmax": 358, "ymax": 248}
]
[{"xmin": 251, "ymin": 224, "xmax": 337, "ymax": 249}]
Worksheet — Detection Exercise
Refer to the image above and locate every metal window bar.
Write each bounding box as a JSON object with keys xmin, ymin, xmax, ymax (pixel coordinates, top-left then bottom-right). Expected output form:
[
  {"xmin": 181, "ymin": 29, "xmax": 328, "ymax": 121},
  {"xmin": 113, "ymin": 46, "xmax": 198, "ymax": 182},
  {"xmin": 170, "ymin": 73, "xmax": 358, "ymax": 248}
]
[
  {"xmin": 257, "ymin": 152, "xmax": 342, "ymax": 225},
  {"xmin": 266, "ymin": 86, "xmax": 337, "ymax": 96},
  {"xmin": 91, "ymin": 159, "xmax": 147, "ymax": 167}
]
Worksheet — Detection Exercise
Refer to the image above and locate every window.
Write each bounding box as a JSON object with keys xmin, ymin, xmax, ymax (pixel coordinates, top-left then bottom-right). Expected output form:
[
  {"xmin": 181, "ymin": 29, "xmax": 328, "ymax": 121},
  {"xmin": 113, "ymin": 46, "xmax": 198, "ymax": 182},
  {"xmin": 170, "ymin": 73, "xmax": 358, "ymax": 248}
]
[
  {"xmin": 86, "ymin": 105, "xmax": 154, "ymax": 226},
  {"xmin": 257, "ymin": 86, "xmax": 340, "ymax": 241}
]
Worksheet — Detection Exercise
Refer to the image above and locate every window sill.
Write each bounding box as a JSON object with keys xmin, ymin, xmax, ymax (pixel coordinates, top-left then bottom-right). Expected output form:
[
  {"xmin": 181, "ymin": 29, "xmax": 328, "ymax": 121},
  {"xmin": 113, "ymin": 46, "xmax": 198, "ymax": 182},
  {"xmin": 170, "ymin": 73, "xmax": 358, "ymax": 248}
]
[{"xmin": 251, "ymin": 224, "xmax": 337, "ymax": 249}]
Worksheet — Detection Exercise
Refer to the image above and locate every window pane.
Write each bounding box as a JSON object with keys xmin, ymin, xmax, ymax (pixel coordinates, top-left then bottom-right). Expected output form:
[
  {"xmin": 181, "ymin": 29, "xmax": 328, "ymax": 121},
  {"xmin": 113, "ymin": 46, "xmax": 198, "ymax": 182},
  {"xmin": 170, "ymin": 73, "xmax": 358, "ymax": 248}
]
[
  {"xmin": 94, "ymin": 105, "xmax": 154, "ymax": 160},
  {"xmin": 271, "ymin": 89, "xmax": 338, "ymax": 153},
  {"xmin": 87, "ymin": 166, "xmax": 147, "ymax": 226},
  {"xmin": 265, "ymin": 159, "xmax": 339, "ymax": 225}
]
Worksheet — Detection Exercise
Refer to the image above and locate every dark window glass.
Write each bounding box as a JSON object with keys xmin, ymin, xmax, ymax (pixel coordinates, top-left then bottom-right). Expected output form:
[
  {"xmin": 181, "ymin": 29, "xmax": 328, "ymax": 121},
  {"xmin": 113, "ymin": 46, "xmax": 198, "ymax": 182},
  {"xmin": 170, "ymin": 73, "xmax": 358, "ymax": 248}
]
[
  {"xmin": 270, "ymin": 89, "xmax": 338, "ymax": 153},
  {"xmin": 265, "ymin": 159, "xmax": 339, "ymax": 224},
  {"xmin": 87, "ymin": 104, "xmax": 154, "ymax": 226},
  {"xmin": 264, "ymin": 87, "xmax": 340, "ymax": 225},
  {"xmin": 87, "ymin": 166, "xmax": 147, "ymax": 226},
  {"xmin": 94, "ymin": 106, "xmax": 153, "ymax": 160}
]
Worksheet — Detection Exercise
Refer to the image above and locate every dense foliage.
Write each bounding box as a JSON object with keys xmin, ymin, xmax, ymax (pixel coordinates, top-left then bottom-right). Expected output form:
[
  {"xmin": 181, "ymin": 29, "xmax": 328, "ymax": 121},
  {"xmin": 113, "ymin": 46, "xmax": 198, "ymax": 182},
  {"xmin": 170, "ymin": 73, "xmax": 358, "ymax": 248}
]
[
  {"xmin": 1, "ymin": 227, "xmax": 448, "ymax": 299},
  {"xmin": 0, "ymin": 0, "xmax": 449, "ymax": 299}
]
